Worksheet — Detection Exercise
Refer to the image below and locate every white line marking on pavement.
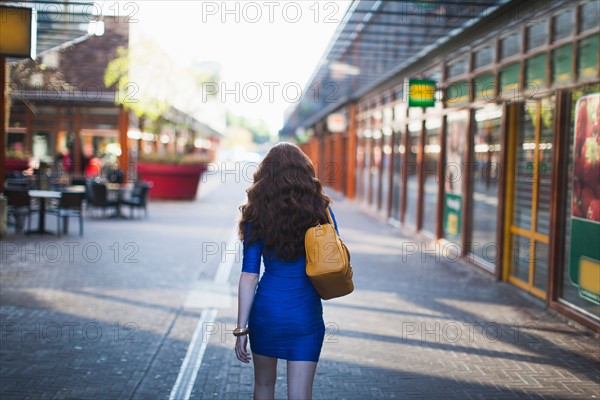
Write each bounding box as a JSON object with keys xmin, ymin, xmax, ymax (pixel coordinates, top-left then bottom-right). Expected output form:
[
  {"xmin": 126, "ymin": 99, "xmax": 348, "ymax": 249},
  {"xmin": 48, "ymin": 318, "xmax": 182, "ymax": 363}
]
[{"xmin": 169, "ymin": 228, "xmax": 239, "ymax": 400}]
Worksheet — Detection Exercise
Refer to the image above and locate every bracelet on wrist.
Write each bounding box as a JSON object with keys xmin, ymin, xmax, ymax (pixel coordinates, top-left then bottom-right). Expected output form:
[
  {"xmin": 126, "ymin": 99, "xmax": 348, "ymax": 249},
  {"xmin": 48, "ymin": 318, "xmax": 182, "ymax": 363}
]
[{"xmin": 233, "ymin": 327, "xmax": 249, "ymax": 337}]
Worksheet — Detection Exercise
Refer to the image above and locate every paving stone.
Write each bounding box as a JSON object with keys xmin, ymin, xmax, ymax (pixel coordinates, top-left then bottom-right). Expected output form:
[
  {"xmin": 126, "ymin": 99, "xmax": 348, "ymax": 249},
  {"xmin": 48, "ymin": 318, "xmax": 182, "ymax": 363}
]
[{"xmin": 1, "ymin": 171, "xmax": 599, "ymax": 399}]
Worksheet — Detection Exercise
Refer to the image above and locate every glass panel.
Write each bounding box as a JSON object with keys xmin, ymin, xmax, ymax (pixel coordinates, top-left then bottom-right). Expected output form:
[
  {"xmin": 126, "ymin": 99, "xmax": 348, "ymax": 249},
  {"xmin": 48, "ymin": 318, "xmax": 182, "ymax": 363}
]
[
  {"xmin": 553, "ymin": 10, "xmax": 574, "ymax": 41},
  {"xmin": 499, "ymin": 63, "xmax": 521, "ymax": 95},
  {"xmin": 447, "ymin": 58, "xmax": 469, "ymax": 78},
  {"xmin": 371, "ymin": 136, "xmax": 382, "ymax": 208},
  {"xmin": 471, "ymin": 105, "xmax": 502, "ymax": 264},
  {"xmin": 536, "ymin": 97, "xmax": 555, "ymax": 236},
  {"xmin": 580, "ymin": 1, "xmax": 600, "ymax": 32},
  {"xmin": 578, "ymin": 35, "xmax": 600, "ymax": 80},
  {"xmin": 356, "ymin": 138, "xmax": 366, "ymax": 202},
  {"xmin": 560, "ymin": 84, "xmax": 600, "ymax": 320},
  {"xmin": 525, "ymin": 53, "xmax": 547, "ymax": 89},
  {"xmin": 32, "ymin": 132, "xmax": 53, "ymax": 163},
  {"xmin": 443, "ymin": 111, "xmax": 468, "ymax": 240},
  {"xmin": 423, "ymin": 123, "xmax": 440, "ymax": 234},
  {"xmin": 500, "ymin": 32, "xmax": 521, "ymax": 60},
  {"xmin": 512, "ymin": 103, "xmax": 536, "ymax": 230},
  {"xmin": 552, "ymin": 44, "xmax": 574, "ymax": 84},
  {"xmin": 405, "ymin": 124, "xmax": 421, "ymax": 227},
  {"xmin": 364, "ymin": 137, "xmax": 372, "ymax": 205},
  {"xmin": 391, "ymin": 129, "xmax": 403, "ymax": 221},
  {"xmin": 511, "ymin": 235, "xmax": 531, "ymax": 283},
  {"xmin": 474, "ymin": 74, "xmax": 495, "ymax": 101},
  {"xmin": 534, "ymin": 242, "xmax": 549, "ymax": 291},
  {"xmin": 527, "ymin": 21, "xmax": 547, "ymax": 51},
  {"xmin": 446, "ymin": 81, "xmax": 470, "ymax": 106},
  {"xmin": 381, "ymin": 133, "xmax": 392, "ymax": 211},
  {"xmin": 474, "ymin": 44, "xmax": 493, "ymax": 69},
  {"xmin": 7, "ymin": 133, "xmax": 27, "ymax": 153}
]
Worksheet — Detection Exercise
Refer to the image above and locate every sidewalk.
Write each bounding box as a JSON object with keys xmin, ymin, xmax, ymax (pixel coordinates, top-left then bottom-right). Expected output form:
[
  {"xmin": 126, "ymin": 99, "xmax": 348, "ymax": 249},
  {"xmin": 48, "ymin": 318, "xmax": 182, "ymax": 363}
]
[
  {"xmin": 192, "ymin": 197, "xmax": 600, "ymax": 399},
  {"xmin": 1, "ymin": 169, "xmax": 599, "ymax": 399}
]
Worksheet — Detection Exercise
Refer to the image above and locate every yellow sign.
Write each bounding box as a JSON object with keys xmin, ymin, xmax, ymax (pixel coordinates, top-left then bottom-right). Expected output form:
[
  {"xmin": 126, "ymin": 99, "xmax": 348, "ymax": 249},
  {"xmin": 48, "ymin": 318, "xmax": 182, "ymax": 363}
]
[
  {"xmin": 0, "ymin": 6, "xmax": 37, "ymax": 59},
  {"xmin": 580, "ymin": 257, "xmax": 600, "ymax": 297}
]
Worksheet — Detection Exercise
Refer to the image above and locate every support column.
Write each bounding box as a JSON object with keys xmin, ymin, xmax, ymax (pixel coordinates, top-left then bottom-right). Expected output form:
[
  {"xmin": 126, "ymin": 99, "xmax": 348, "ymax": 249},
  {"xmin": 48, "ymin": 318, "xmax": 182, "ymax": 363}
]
[
  {"xmin": 346, "ymin": 103, "xmax": 357, "ymax": 200},
  {"xmin": 73, "ymin": 107, "xmax": 82, "ymax": 176},
  {"xmin": 1, "ymin": 57, "xmax": 6, "ymax": 192},
  {"xmin": 118, "ymin": 106, "xmax": 129, "ymax": 182}
]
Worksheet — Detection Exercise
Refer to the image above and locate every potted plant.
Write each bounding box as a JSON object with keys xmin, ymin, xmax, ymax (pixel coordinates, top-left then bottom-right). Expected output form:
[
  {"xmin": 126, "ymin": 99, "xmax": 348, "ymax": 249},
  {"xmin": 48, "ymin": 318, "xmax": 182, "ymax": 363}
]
[
  {"xmin": 4, "ymin": 148, "xmax": 31, "ymax": 174},
  {"xmin": 136, "ymin": 152, "xmax": 208, "ymax": 200}
]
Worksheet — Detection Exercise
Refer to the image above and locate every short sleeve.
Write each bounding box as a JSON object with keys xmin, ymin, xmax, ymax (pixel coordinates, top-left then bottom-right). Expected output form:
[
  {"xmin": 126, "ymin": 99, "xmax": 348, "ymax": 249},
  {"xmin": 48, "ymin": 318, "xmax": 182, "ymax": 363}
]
[
  {"xmin": 328, "ymin": 206, "xmax": 340, "ymax": 235},
  {"xmin": 242, "ymin": 223, "xmax": 263, "ymax": 274}
]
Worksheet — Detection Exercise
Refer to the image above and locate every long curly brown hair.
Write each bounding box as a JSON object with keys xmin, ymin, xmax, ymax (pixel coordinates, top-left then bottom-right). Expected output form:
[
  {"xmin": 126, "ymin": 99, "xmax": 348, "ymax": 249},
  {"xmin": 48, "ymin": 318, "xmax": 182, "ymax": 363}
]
[{"xmin": 238, "ymin": 142, "xmax": 331, "ymax": 261}]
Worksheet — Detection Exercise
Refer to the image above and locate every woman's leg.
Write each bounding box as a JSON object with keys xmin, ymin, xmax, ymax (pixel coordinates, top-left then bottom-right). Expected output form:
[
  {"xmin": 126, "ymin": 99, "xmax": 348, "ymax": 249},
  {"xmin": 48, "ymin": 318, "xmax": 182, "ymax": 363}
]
[
  {"xmin": 287, "ymin": 361, "xmax": 317, "ymax": 400},
  {"xmin": 252, "ymin": 353, "xmax": 278, "ymax": 400}
]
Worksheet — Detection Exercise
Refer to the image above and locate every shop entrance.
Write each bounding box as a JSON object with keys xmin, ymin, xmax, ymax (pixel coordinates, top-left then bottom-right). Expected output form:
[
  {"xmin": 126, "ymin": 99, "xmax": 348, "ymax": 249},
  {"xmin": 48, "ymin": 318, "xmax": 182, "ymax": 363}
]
[{"xmin": 503, "ymin": 98, "xmax": 555, "ymax": 299}]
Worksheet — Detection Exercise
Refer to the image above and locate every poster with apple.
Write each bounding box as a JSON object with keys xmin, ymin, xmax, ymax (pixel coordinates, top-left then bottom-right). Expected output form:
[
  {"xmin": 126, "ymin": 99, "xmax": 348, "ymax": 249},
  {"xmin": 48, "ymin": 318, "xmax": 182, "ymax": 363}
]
[{"xmin": 569, "ymin": 93, "xmax": 600, "ymax": 305}]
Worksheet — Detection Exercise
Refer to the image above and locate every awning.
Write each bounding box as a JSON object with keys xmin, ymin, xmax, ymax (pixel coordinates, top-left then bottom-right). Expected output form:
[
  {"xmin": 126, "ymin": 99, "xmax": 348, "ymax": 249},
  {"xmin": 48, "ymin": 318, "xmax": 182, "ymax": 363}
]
[
  {"xmin": 2, "ymin": 0, "xmax": 99, "ymax": 61},
  {"xmin": 281, "ymin": 0, "xmax": 510, "ymax": 136}
]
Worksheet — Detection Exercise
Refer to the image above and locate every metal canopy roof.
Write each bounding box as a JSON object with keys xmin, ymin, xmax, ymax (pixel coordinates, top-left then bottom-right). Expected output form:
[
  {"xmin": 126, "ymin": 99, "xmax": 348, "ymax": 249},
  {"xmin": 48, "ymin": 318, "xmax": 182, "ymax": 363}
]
[
  {"xmin": 281, "ymin": 0, "xmax": 509, "ymax": 137},
  {"xmin": 2, "ymin": 0, "xmax": 98, "ymax": 60}
]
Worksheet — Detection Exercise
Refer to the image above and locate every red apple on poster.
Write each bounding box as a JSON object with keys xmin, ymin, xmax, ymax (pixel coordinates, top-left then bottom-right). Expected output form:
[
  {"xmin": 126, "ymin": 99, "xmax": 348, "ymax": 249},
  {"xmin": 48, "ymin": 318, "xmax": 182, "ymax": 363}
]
[{"xmin": 581, "ymin": 187, "xmax": 595, "ymax": 216}]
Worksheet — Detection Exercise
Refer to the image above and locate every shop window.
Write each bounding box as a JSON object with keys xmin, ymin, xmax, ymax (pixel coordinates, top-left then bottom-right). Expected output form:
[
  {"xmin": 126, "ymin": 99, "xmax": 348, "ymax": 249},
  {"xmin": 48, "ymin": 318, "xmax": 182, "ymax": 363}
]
[
  {"xmin": 446, "ymin": 57, "xmax": 469, "ymax": 79},
  {"xmin": 560, "ymin": 84, "xmax": 600, "ymax": 320},
  {"xmin": 471, "ymin": 105, "xmax": 502, "ymax": 265},
  {"xmin": 580, "ymin": 0, "xmax": 599, "ymax": 32},
  {"xmin": 422, "ymin": 119, "xmax": 441, "ymax": 235},
  {"xmin": 380, "ymin": 132, "xmax": 393, "ymax": 214},
  {"xmin": 405, "ymin": 122, "xmax": 421, "ymax": 228},
  {"xmin": 526, "ymin": 21, "xmax": 547, "ymax": 51},
  {"xmin": 500, "ymin": 32, "xmax": 521, "ymax": 60},
  {"xmin": 390, "ymin": 127, "xmax": 404, "ymax": 222},
  {"xmin": 474, "ymin": 44, "xmax": 494, "ymax": 70},
  {"xmin": 552, "ymin": 10, "xmax": 574, "ymax": 42},
  {"xmin": 443, "ymin": 110, "xmax": 469, "ymax": 242}
]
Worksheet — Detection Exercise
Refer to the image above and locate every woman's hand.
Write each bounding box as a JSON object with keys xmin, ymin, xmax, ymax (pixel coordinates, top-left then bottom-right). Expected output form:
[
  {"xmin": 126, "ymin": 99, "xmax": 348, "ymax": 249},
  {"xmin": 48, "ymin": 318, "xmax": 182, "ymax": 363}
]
[{"xmin": 235, "ymin": 335, "xmax": 251, "ymax": 363}]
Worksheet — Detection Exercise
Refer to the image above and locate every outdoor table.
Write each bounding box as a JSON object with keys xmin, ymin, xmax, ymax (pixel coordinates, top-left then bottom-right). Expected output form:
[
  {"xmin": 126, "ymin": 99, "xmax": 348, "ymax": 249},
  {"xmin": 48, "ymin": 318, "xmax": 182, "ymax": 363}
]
[
  {"xmin": 26, "ymin": 190, "xmax": 61, "ymax": 235},
  {"xmin": 26, "ymin": 187, "xmax": 86, "ymax": 235}
]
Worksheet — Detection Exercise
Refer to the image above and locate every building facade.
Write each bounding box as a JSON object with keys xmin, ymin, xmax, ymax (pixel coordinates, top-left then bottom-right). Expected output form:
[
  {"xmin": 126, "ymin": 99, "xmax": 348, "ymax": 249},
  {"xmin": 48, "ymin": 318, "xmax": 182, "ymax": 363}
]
[{"xmin": 290, "ymin": 0, "xmax": 600, "ymax": 331}]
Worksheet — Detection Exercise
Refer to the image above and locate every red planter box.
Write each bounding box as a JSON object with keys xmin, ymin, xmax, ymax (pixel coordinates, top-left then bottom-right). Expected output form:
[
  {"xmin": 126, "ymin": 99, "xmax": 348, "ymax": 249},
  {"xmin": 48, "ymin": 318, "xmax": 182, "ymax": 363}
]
[
  {"xmin": 4, "ymin": 158, "xmax": 30, "ymax": 173},
  {"xmin": 137, "ymin": 162, "xmax": 207, "ymax": 200}
]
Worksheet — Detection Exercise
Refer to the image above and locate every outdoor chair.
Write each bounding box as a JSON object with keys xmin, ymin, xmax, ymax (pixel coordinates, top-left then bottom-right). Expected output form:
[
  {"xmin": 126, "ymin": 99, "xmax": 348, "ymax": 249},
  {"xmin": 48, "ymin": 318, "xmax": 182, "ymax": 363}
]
[
  {"xmin": 89, "ymin": 182, "xmax": 118, "ymax": 217},
  {"xmin": 121, "ymin": 181, "xmax": 152, "ymax": 218},
  {"xmin": 49, "ymin": 192, "xmax": 85, "ymax": 236},
  {"xmin": 5, "ymin": 189, "xmax": 35, "ymax": 233},
  {"xmin": 4, "ymin": 178, "xmax": 30, "ymax": 190}
]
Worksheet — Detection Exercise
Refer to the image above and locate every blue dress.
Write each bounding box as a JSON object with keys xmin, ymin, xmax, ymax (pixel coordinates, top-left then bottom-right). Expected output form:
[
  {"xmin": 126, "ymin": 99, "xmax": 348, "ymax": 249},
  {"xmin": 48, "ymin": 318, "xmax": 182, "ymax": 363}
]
[{"xmin": 242, "ymin": 208, "xmax": 339, "ymax": 362}]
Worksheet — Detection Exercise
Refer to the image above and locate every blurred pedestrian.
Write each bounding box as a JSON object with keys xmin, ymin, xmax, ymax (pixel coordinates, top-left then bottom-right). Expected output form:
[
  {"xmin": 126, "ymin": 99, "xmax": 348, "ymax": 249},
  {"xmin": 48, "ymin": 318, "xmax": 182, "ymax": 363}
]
[{"xmin": 235, "ymin": 142, "xmax": 338, "ymax": 400}]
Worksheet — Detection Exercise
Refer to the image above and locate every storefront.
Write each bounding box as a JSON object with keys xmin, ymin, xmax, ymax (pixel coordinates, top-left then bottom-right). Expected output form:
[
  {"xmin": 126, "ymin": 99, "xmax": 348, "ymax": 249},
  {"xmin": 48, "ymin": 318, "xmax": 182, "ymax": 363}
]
[{"xmin": 286, "ymin": 0, "xmax": 600, "ymax": 331}]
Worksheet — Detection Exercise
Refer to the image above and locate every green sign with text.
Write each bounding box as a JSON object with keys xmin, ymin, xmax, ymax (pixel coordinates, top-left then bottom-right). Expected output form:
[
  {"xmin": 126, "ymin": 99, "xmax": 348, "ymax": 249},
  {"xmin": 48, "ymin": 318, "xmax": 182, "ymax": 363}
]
[{"xmin": 408, "ymin": 79, "xmax": 436, "ymax": 108}]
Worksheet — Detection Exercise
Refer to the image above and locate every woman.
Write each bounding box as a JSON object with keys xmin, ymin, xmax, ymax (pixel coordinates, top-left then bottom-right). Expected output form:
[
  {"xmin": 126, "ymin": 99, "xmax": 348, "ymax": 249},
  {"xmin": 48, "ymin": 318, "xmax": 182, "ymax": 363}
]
[{"xmin": 235, "ymin": 142, "xmax": 338, "ymax": 399}]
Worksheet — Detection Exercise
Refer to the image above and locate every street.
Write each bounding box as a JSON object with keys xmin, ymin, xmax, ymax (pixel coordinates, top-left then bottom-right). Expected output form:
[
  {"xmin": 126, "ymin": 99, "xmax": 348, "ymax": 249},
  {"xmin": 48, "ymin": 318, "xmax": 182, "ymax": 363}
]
[{"xmin": 1, "ymin": 164, "xmax": 599, "ymax": 399}]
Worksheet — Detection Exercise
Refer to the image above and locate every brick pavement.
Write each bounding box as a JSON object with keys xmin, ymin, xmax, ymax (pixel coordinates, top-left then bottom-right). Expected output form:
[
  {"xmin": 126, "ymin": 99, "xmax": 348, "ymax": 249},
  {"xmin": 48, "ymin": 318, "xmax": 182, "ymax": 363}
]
[{"xmin": 1, "ymin": 166, "xmax": 599, "ymax": 399}]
